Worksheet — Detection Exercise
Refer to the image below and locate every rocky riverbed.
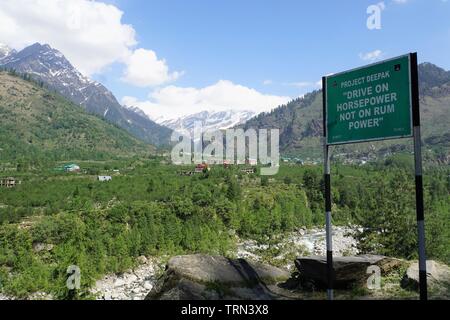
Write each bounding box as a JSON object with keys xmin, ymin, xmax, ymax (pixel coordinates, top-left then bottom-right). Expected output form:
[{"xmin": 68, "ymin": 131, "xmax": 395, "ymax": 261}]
[
  {"xmin": 236, "ymin": 226, "xmax": 359, "ymax": 270},
  {"xmin": 1, "ymin": 226, "xmax": 360, "ymax": 300},
  {"xmin": 89, "ymin": 226, "xmax": 358, "ymax": 300},
  {"xmin": 90, "ymin": 256, "xmax": 165, "ymax": 300}
]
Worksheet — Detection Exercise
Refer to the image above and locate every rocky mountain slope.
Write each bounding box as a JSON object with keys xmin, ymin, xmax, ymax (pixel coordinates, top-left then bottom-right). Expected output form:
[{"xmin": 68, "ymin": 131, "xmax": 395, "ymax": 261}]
[
  {"xmin": 0, "ymin": 72, "xmax": 151, "ymax": 160},
  {"xmin": 0, "ymin": 43, "xmax": 172, "ymax": 147}
]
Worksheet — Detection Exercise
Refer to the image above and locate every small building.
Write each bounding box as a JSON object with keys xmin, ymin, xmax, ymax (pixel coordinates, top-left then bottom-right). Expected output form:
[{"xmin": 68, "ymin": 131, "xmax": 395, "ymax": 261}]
[
  {"xmin": 64, "ymin": 164, "xmax": 80, "ymax": 172},
  {"xmin": 194, "ymin": 163, "xmax": 209, "ymax": 173},
  {"xmin": 223, "ymin": 160, "xmax": 231, "ymax": 168},
  {"xmin": 98, "ymin": 176, "xmax": 112, "ymax": 182},
  {"xmin": 0, "ymin": 177, "xmax": 20, "ymax": 188}
]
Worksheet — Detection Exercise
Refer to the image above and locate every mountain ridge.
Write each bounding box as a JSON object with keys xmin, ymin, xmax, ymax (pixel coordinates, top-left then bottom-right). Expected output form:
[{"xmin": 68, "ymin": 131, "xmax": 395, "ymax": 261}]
[
  {"xmin": 0, "ymin": 71, "xmax": 151, "ymax": 161},
  {"xmin": 0, "ymin": 43, "xmax": 172, "ymax": 147}
]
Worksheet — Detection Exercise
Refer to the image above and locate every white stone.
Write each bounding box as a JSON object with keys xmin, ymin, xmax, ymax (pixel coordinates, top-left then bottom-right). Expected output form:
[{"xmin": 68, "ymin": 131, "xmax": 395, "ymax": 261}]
[
  {"xmin": 132, "ymin": 287, "xmax": 141, "ymax": 294},
  {"xmin": 144, "ymin": 281, "xmax": 153, "ymax": 291},
  {"xmin": 113, "ymin": 279, "xmax": 125, "ymax": 287},
  {"xmin": 137, "ymin": 256, "xmax": 148, "ymax": 264},
  {"xmin": 127, "ymin": 274, "xmax": 138, "ymax": 283}
]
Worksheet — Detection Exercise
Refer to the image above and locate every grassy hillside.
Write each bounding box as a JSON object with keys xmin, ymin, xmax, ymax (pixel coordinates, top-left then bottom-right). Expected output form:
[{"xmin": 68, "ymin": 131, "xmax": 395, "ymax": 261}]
[{"xmin": 0, "ymin": 72, "xmax": 153, "ymax": 161}]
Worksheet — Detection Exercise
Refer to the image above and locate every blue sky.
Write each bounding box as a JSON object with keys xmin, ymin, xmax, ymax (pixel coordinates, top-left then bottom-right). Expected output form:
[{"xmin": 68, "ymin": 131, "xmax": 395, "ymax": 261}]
[
  {"xmin": 102, "ymin": 0, "xmax": 450, "ymax": 98},
  {"xmin": 0, "ymin": 0, "xmax": 449, "ymax": 119}
]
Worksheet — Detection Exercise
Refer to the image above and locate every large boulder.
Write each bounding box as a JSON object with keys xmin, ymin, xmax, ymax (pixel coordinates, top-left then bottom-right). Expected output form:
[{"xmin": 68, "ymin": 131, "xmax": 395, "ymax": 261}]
[
  {"xmin": 294, "ymin": 255, "xmax": 403, "ymax": 289},
  {"xmin": 401, "ymin": 260, "xmax": 450, "ymax": 292},
  {"xmin": 146, "ymin": 254, "xmax": 291, "ymax": 300}
]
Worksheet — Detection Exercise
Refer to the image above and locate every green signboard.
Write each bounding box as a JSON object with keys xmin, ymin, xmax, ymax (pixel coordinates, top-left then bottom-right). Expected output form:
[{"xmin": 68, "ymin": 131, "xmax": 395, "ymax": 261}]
[{"xmin": 325, "ymin": 55, "xmax": 413, "ymax": 145}]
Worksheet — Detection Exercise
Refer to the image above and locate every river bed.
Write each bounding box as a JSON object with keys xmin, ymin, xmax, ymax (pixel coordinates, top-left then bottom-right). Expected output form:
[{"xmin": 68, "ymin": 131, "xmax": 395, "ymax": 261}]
[{"xmin": 0, "ymin": 226, "xmax": 359, "ymax": 300}]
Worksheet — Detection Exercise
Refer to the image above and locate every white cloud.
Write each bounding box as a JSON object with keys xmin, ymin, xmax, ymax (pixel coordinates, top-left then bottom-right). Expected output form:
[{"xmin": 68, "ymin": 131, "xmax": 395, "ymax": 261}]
[
  {"xmin": 0, "ymin": 0, "xmax": 138, "ymax": 76},
  {"xmin": 263, "ymin": 79, "xmax": 273, "ymax": 85},
  {"xmin": 122, "ymin": 48, "xmax": 182, "ymax": 87},
  {"xmin": 359, "ymin": 49, "xmax": 384, "ymax": 62},
  {"xmin": 122, "ymin": 80, "xmax": 292, "ymax": 121},
  {"xmin": 284, "ymin": 80, "xmax": 324, "ymax": 90},
  {"xmin": 0, "ymin": 0, "xmax": 182, "ymax": 83},
  {"xmin": 285, "ymin": 81, "xmax": 314, "ymax": 88},
  {"xmin": 392, "ymin": 0, "xmax": 408, "ymax": 4}
]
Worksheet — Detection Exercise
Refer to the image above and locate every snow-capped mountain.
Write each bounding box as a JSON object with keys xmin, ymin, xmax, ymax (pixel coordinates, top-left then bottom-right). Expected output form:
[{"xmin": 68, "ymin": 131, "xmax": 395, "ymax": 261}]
[
  {"xmin": 0, "ymin": 43, "xmax": 171, "ymax": 146},
  {"xmin": 156, "ymin": 110, "xmax": 256, "ymax": 134},
  {"xmin": 0, "ymin": 43, "xmax": 16, "ymax": 61},
  {"xmin": 0, "ymin": 43, "xmax": 112, "ymax": 111}
]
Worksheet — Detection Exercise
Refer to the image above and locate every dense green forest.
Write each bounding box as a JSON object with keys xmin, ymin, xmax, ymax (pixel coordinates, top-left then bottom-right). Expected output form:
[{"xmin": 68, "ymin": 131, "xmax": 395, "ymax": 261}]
[{"xmin": 0, "ymin": 157, "xmax": 448, "ymax": 299}]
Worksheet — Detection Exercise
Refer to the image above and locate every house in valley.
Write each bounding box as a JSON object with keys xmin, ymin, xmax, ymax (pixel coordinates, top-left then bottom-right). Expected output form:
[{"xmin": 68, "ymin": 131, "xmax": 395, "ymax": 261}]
[
  {"xmin": 64, "ymin": 163, "xmax": 80, "ymax": 172},
  {"xmin": 194, "ymin": 163, "xmax": 209, "ymax": 173},
  {"xmin": 0, "ymin": 177, "xmax": 20, "ymax": 188}
]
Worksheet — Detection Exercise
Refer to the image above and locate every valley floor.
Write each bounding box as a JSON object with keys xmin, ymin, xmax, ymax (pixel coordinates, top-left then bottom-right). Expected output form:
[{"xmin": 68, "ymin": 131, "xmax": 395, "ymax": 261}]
[
  {"xmin": 1, "ymin": 227, "xmax": 449, "ymax": 300},
  {"xmin": 0, "ymin": 160, "xmax": 448, "ymax": 300}
]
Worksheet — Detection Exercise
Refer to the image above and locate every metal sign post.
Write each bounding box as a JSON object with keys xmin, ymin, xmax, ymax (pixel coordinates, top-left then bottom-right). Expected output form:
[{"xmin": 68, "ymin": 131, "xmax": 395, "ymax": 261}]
[
  {"xmin": 322, "ymin": 77, "xmax": 334, "ymax": 300},
  {"xmin": 322, "ymin": 53, "xmax": 427, "ymax": 300},
  {"xmin": 410, "ymin": 52, "xmax": 428, "ymax": 300}
]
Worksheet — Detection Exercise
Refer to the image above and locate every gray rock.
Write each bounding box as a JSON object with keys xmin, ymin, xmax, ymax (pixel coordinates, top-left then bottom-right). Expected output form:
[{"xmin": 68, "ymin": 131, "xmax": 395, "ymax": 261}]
[
  {"xmin": 103, "ymin": 291, "xmax": 112, "ymax": 300},
  {"xmin": 401, "ymin": 260, "xmax": 450, "ymax": 291},
  {"xmin": 137, "ymin": 256, "xmax": 148, "ymax": 265},
  {"xmin": 127, "ymin": 274, "xmax": 138, "ymax": 283},
  {"xmin": 168, "ymin": 254, "xmax": 288, "ymax": 284},
  {"xmin": 146, "ymin": 254, "xmax": 291, "ymax": 300},
  {"xmin": 28, "ymin": 291, "xmax": 53, "ymax": 300},
  {"xmin": 32, "ymin": 242, "xmax": 54, "ymax": 252},
  {"xmin": 143, "ymin": 281, "xmax": 153, "ymax": 291},
  {"xmin": 0, "ymin": 293, "xmax": 13, "ymax": 300},
  {"xmin": 90, "ymin": 256, "xmax": 161, "ymax": 300},
  {"xmin": 295, "ymin": 255, "xmax": 403, "ymax": 289},
  {"xmin": 113, "ymin": 279, "xmax": 125, "ymax": 288}
]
